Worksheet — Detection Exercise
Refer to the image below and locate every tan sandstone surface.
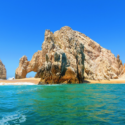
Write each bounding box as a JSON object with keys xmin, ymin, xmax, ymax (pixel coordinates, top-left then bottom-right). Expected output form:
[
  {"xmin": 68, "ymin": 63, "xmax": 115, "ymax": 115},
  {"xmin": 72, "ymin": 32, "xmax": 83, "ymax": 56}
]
[
  {"xmin": 0, "ymin": 60, "xmax": 6, "ymax": 79},
  {"xmin": 15, "ymin": 26, "xmax": 125, "ymax": 84}
]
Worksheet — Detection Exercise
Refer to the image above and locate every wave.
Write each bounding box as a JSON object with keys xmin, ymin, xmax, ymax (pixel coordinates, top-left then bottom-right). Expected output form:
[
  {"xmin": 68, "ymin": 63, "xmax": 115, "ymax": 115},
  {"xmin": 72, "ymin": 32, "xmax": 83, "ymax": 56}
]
[
  {"xmin": 17, "ymin": 87, "xmax": 42, "ymax": 94},
  {"xmin": 0, "ymin": 82, "xmax": 36, "ymax": 85},
  {"xmin": 0, "ymin": 112, "xmax": 26, "ymax": 125},
  {"xmin": 42, "ymin": 84, "xmax": 63, "ymax": 86}
]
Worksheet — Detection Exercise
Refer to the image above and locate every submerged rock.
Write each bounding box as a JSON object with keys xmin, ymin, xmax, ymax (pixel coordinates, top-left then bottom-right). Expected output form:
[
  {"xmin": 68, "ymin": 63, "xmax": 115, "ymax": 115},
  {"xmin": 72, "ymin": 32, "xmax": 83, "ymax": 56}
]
[
  {"xmin": 16, "ymin": 26, "xmax": 124, "ymax": 83},
  {"xmin": 0, "ymin": 60, "xmax": 6, "ymax": 79}
]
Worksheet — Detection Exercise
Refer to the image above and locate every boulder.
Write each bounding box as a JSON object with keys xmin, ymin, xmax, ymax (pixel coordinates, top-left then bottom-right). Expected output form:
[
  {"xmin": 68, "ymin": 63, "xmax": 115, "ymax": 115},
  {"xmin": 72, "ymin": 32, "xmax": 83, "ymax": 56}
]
[{"xmin": 0, "ymin": 60, "xmax": 6, "ymax": 79}]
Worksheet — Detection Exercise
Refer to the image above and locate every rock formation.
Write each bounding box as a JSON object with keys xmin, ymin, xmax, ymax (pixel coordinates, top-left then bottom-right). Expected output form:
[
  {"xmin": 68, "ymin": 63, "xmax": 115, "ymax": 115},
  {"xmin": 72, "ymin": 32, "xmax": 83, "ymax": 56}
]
[
  {"xmin": 15, "ymin": 27, "xmax": 85, "ymax": 83},
  {"xmin": 15, "ymin": 51, "xmax": 42, "ymax": 79},
  {"xmin": 0, "ymin": 60, "xmax": 6, "ymax": 79},
  {"xmin": 15, "ymin": 26, "xmax": 124, "ymax": 83},
  {"xmin": 35, "ymin": 27, "xmax": 85, "ymax": 84}
]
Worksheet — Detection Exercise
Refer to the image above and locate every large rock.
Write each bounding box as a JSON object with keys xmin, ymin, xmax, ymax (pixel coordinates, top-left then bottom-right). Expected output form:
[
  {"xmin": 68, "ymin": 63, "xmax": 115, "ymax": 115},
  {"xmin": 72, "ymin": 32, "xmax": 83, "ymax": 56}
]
[
  {"xmin": 15, "ymin": 27, "xmax": 85, "ymax": 83},
  {"xmin": 0, "ymin": 60, "xmax": 6, "ymax": 79},
  {"xmin": 16, "ymin": 26, "xmax": 124, "ymax": 83},
  {"xmin": 35, "ymin": 28, "xmax": 85, "ymax": 84}
]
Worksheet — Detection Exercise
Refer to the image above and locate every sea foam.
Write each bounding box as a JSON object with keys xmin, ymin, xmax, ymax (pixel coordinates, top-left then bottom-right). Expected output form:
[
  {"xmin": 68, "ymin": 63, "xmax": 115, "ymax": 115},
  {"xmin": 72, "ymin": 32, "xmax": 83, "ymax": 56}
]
[{"xmin": 0, "ymin": 113, "xmax": 26, "ymax": 125}]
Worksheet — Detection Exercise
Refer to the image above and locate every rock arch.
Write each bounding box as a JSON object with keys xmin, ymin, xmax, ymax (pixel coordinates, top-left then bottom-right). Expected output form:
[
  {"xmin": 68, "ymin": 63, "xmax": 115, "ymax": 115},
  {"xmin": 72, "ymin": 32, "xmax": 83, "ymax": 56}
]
[{"xmin": 15, "ymin": 51, "xmax": 43, "ymax": 79}]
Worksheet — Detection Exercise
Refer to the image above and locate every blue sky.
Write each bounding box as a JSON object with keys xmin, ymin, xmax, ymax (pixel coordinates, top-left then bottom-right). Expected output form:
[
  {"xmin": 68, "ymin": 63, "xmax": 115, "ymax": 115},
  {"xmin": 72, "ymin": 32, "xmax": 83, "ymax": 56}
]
[{"xmin": 0, "ymin": 0, "xmax": 125, "ymax": 78}]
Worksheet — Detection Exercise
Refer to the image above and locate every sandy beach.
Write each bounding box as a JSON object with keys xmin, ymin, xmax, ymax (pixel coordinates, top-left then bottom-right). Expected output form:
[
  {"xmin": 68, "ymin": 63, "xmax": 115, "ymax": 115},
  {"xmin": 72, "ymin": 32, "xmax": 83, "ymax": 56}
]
[
  {"xmin": 0, "ymin": 78, "xmax": 41, "ymax": 85},
  {"xmin": 86, "ymin": 79, "xmax": 125, "ymax": 84},
  {"xmin": 0, "ymin": 78, "xmax": 125, "ymax": 85}
]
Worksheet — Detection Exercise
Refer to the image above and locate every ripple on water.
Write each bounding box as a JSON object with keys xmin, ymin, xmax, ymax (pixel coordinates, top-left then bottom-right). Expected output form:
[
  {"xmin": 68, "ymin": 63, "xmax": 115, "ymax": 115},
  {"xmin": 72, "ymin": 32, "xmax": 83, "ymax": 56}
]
[{"xmin": 0, "ymin": 84, "xmax": 125, "ymax": 125}]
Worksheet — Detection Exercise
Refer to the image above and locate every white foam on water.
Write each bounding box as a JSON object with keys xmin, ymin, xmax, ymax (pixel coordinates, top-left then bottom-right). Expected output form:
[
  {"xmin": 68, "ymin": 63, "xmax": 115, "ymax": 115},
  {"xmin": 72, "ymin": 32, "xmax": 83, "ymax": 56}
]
[
  {"xmin": 42, "ymin": 84, "xmax": 63, "ymax": 86},
  {"xmin": 0, "ymin": 82, "xmax": 36, "ymax": 85},
  {"xmin": 0, "ymin": 113, "xmax": 26, "ymax": 125},
  {"xmin": 18, "ymin": 87, "xmax": 42, "ymax": 94}
]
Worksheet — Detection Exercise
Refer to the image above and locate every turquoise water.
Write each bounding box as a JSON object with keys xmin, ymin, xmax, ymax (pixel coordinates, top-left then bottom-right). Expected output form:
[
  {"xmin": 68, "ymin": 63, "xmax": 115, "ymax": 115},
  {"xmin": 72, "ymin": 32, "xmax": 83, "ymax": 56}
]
[{"xmin": 0, "ymin": 84, "xmax": 125, "ymax": 125}]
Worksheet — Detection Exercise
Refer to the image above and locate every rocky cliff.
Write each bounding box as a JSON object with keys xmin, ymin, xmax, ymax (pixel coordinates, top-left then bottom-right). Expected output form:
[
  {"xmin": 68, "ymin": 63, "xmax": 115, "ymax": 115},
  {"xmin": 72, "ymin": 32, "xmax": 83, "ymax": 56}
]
[
  {"xmin": 15, "ymin": 26, "xmax": 124, "ymax": 83},
  {"xmin": 0, "ymin": 60, "xmax": 6, "ymax": 79}
]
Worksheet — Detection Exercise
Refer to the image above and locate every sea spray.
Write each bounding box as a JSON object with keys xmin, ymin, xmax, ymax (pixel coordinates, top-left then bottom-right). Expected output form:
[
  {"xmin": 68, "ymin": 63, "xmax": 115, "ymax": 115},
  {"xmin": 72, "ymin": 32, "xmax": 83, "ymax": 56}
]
[{"xmin": 0, "ymin": 112, "xmax": 26, "ymax": 125}]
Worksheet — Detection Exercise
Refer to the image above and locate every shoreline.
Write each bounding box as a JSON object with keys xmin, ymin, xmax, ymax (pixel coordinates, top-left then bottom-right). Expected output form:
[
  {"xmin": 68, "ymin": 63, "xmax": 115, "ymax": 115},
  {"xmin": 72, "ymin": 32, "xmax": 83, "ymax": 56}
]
[
  {"xmin": 0, "ymin": 78, "xmax": 125, "ymax": 85},
  {"xmin": 86, "ymin": 79, "xmax": 125, "ymax": 84},
  {"xmin": 0, "ymin": 78, "xmax": 41, "ymax": 85}
]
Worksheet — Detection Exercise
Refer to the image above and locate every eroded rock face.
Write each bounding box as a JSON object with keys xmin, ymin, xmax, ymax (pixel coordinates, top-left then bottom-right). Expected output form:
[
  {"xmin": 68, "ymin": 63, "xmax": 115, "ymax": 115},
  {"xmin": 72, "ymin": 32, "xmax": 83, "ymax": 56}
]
[
  {"xmin": 35, "ymin": 28, "xmax": 85, "ymax": 83},
  {"xmin": 0, "ymin": 60, "xmax": 6, "ymax": 79},
  {"xmin": 119, "ymin": 64, "xmax": 125, "ymax": 79},
  {"xmin": 41, "ymin": 26, "xmax": 123, "ymax": 80},
  {"xmin": 124, "ymin": 64, "xmax": 125, "ymax": 73},
  {"xmin": 16, "ymin": 26, "xmax": 124, "ymax": 83}
]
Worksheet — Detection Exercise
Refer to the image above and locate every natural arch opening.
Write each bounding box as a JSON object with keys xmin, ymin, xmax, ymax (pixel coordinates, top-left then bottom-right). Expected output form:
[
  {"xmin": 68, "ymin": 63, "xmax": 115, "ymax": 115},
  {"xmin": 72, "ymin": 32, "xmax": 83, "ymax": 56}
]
[{"xmin": 26, "ymin": 71, "xmax": 36, "ymax": 78}]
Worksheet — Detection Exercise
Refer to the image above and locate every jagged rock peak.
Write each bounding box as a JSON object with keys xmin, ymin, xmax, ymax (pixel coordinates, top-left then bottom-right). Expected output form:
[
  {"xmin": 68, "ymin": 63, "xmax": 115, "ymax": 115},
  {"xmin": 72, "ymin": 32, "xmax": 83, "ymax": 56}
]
[
  {"xmin": 37, "ymin": 26, "xmax": 85, "ymax": 84},
  {"xmin": 47, "ymin": 26, "xmax": 124, "ymax": 80},
  {"xmin": 60, "ymin": 26, "xmax": 72, "ymax": 31},
  {"xmin": 0, "ymin": 59, "xmax": 6, "ymax": 79}
]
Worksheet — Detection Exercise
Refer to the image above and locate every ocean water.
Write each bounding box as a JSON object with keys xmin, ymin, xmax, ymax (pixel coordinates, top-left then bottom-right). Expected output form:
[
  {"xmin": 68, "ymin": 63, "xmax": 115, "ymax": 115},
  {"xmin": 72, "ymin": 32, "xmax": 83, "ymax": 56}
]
[{"xmin": 0, "ymin": 84, "xmax": 125, "ymax": 125}]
